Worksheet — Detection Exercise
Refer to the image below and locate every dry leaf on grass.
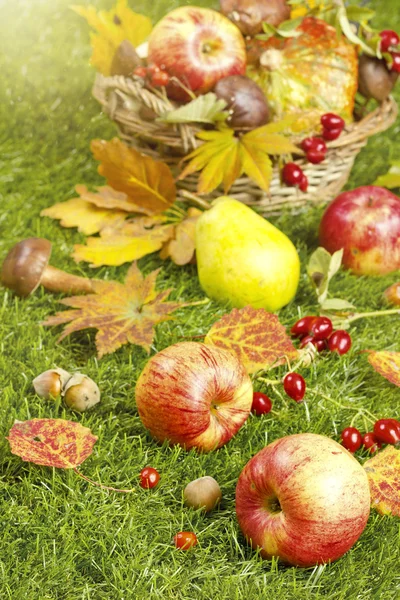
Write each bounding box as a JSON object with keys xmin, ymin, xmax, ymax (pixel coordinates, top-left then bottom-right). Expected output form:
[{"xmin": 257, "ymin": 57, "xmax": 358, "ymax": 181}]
[
  {"xmin": 160, "ymin": 207, "xmax": 201, "ymax": 266},
  {"xmin": 364, "ymin": 446, "xmax": 400, "ymax": 516},
  {"xmin": 43, "ymin": 262, "xmax": 191, "ymax": 358},
  {"xmin": 204, "ymin": 306, "xmax": 298, "ymax": 374},
  {"xmin": 367, "ymin": 351, "xmax": 400, "ymax": 387}
]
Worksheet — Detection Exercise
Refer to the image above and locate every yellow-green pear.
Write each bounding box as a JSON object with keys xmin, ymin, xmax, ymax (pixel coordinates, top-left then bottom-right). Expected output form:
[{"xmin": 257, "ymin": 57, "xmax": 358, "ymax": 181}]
[{"xmin": 195, "ymin": 197, "xmax": 300, "ymax": 311}]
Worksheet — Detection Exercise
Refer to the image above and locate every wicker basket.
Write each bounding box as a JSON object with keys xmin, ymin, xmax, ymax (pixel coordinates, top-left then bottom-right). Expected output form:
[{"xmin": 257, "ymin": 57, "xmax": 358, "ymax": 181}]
[{"xmin": 92, "ymin": 73, "xmax": 398, "ymax": 215}]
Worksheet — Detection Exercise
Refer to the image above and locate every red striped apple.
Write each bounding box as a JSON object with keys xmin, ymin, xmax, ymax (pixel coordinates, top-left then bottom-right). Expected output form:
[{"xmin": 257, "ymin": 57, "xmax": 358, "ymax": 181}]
[
  {"xmin": 135, "ymin": 342, "xmax": 253, "ymax": 452},
  {"xmin": 147, "ymin": 6, "xmax": 247, "ymax": 101},
  {"xmin": 319, "ymin": 185, "xmax": 400, "ymax": 275},
  {"xmin": 236, "ymin": 433, "xmax": 370, "ymax": 567}
]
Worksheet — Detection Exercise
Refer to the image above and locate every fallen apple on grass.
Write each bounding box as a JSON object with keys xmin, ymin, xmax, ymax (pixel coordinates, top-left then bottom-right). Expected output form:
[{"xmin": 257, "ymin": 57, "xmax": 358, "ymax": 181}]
[
  {"xmin": 319, "ymin": 186, "xmax": 400, "ymax": 276},
  {"xmin": 235, "ymin": 433, "xmax": 370, "ymax": 567},
  {"xmin": 135, "ymin": 342, "xmax": 253, "ymax": 452}
]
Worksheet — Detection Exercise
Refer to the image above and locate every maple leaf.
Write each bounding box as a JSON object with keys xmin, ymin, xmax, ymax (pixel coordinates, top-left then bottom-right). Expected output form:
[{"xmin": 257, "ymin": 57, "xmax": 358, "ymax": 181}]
[
  {"xmin": 204, "ymin": 306, "xmax": 298, "ymax": 374},
  {"xmin": 160, "ymin": 207, "xmax": 201, "ymax": 266},
  {"xmin": 42, "ymin": 262, "xmax": 188, "ymax": 358},
  {"xmin": 7, "ymin": 419, "xmax": 97, "ymax": 469},
  {"xmin": 72, "ymin": 0, "xmax": 152, "ymax": 75},
  {"xmin": 364, "ymin": 446, "xmax": 400, "ymax": 516},
  {"xmin": 91, "ymin": 138, "xmax": 176, "ymax": 215},
  {"xmin": 179, "ymin": 123, "xmax": 301, "ymax": 194},
  {"xmin": 367, "ymin": 351, "xmax": 400, "ymax": 387}
]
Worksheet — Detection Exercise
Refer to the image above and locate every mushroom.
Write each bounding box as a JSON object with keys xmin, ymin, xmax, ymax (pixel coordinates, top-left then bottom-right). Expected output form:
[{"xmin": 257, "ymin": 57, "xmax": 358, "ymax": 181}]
[{"xmin": 1, "ymin": 237, "xmax": 102, "ymax": 297}]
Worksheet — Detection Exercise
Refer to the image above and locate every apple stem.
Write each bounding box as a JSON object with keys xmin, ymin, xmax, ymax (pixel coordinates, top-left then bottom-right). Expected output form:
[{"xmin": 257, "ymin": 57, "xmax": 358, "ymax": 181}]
[{"xmin": 73, "ymin": 468, "xmax": 135, "ymax": 493}]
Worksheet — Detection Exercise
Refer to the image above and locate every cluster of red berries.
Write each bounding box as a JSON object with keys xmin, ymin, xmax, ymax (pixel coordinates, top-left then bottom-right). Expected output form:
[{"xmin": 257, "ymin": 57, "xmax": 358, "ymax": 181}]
[
  {"xmin": 341, "ymin": 418, "xmax": 400, "ymax": 454},
  {"xmin": 133, "ymin": 64, "xmax": 170, "ymax": 87},
  {"xmin": 252, "ymin": 372, "xmax": 307, "ymax": 413},
  {"xmin": 291, "ymin": 315, "xmax": 352, "ymax": 355},
  {"xmin": 379, "ymin": 30, "xmax": 400, "ymax": 73}
]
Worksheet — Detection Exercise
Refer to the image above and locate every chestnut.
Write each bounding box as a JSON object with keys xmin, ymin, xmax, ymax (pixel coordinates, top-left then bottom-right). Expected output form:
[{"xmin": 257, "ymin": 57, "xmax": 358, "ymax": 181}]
[
  {"xmin": 358, "ymin": 54, "xmax": 398, "ymax": 103},
  {"xmin": 220, "ymin": 0, "xmax": 291, "ymax": 36},
  {"xmin": 214, "ymin": 75, "xmax": 270, "ymax": 130}
]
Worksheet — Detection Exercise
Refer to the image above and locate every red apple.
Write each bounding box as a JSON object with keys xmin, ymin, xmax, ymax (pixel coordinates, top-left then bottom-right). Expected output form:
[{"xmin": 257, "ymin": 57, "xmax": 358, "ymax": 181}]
[
  {"xmin": 147, "ymin": 6, "xmax": 247, "ymax": 101},
  {"xmin": 135, "ymin": 342, "xmax": 253, "ymax": 452},
  {"xmin": 235, "ymin": 433, "xmax": 370, "ymax": 567},
  {"xmin": 319, "ymin": 186, "xmax": 400, "ymax": 276}
]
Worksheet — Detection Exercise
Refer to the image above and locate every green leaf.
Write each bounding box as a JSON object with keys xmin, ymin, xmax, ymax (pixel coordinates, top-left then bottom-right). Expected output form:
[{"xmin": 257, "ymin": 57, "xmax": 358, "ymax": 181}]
[
  {"xmin": 345, "ymin": 6, "xmax": 375, "ymax": 23},
  {"xmin": 307, "ymin": 247, "xmax": 344, "ymax": 304},
  {"xmin": 321, "ymin": 298, "xmax": 356, "ymax": 311},
  {"xmin": 261, "ymin": 18, "xmax": 302, "ymax": 39},
  {"xmin": 373, "ymin": 162, "xmax": 400, "ymax": 189},
  {"xmin": 338, "ymin": 5, "xmax": 375, "ymax": 56},
  {"xmin": 158, "ymin": 93, "xmax": 229, "ymax": 125}
]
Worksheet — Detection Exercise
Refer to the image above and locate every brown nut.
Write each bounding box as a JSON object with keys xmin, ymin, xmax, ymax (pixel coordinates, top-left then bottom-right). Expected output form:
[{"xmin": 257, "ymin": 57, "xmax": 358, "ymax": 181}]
[
  {"xmin": 183, "ymin": 476, "xmax": 222, "ymax": 512},
  {"xmin": 214, "ymin": 75, "xmax": 270, "ymax": 130},
  {"xmin": 33, "ymin": 368, "xmax": 72, "ymax": 400},
  {"xmin": 220, "ymin": 0, "xmax": 291, "ymax": 36},
  {"xmin": 358, "ymin": 54, "xmax": 398, "ymax": 103},
  {"xmin": 62, "ymin": 373, "xmax": 101, "ymax": 412}
]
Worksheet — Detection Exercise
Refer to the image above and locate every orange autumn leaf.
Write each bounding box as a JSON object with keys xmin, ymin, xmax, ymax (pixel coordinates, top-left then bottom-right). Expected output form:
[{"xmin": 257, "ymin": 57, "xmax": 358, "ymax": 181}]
[
  {"xmin": 383, "ymin": 282, "xmax": 400, "ymax": 306},
  {"xmin": 42, "ymin": 262, "xmax": 188, "ymax": 358},
  {"xmin": 91, "ymin": 138, "xmax": 176, "ymax": 215},
  {"xmin": 76, "ymin": 184, "xmax": 145, "ymax": 213},
  {"xmin": 160, "ymin": 207, "xmax": 201, "ymax": 266},
  {"xmin": 367, "ymin": 351, "xmax": 400, "ymax": 387},
  {"xmin": 7, "ymin": 419, "xmax": 97, "ymax": 469},
  {"xmin": 364, "ymin": 446, "xmax": 400, "ymax": 516},
  {"xmin": 204, "ymin": 306, "xmax": 298, "ymax": 374}
]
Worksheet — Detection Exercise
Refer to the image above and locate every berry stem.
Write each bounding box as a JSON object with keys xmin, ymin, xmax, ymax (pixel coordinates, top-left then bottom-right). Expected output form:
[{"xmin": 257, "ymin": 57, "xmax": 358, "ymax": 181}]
[
  {"xmin": 347, "ymin": 308, "xmax": 400, "ymax": 323},
  {"xmin": 257, "ymin": 377, "xmax": 282, "ymax": 386},
  {"xmin": 73, "ymin": 468, "xmax": 135, "ymax": 493}
]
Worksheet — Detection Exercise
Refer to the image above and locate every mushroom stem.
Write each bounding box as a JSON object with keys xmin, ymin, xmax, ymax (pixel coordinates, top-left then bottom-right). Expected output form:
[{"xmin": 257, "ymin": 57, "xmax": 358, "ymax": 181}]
[{"xmin": 40, "ymin": 265, "xmax": 99, "ymax": 294}]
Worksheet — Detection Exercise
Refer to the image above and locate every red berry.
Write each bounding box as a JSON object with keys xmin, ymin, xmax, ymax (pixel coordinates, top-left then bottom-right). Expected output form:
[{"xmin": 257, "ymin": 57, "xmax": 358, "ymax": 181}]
[
  {"xmin": 251, "ymin": 392, "xmax": 272, "ymax": 416},
  {"xmin": 139, "ymin": 466, "xmax": 160, "ymax": 489},
  {"xmin": 310, "ymin": 316, "xmax": 333, "ymax": 340},
  {"xmin": 306, "ymin": 149, "xmax": 326, "ymax": 164},
  {"xmin": 299, "ymin": 174, "xmax": 308, "ymax": 192},
  {"xmin": 321, "ymin": 113, "xmax": 345, "ymax": 131},
  {"xmin": 379, "ymin": 30, "xmax": 400, "ymax": 53},
  {"xmin": 373, "ymin": 419, "xmax": 400, "ymax": 445},
  {"xmin": 147, "ymin": 63, "xmax": 161, "ymax": 76},
  {"xmin": 300, "ymin": 335, "xmax": 327, "ymax": 352},
  {"xmin": 283, "ymin": 372, "xmax": 306, "ymax": 402},
  {"xmin": 282, "ymin": 163, "xmax": 304, "ymax": 186},
  {"xmin": 301, "ymin": 137, "xmax": 326, "ymax": 153},
  {"xmin": 290, "ymin": 316, "xmax": 316, "ymax": 338},
  {"xmin": 362, "ymin": 432, "xmax": 381, "ymax": 454},
  {"xmin": 151, "ymin": 70, "xmax": 170, "ymax": 87},
  {"xmin": 133, "ymin": 66, "xmax": 148, "ymax": 78},
  {"xmin": 341, "ymin": 427, "xmax": 362, "ymax": 453},
  {"xmin": 322, "ymin": 127, "xmax": 343, "ymax": 141},
  {"xmin": 391, "ymin": 53, "xmax": 400, "ymax": 73},
  {"xmin": 328, "ymin": 330, "xmax": 352, "ymax": 355},
  {"xmin": 173, "ymin": 531, "xmax": 198, "ymax": 550}
]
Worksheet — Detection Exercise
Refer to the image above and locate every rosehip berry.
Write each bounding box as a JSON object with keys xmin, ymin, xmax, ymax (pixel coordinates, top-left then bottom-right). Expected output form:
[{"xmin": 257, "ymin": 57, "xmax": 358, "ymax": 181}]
[
  {"xmin": 299, "ymin": 174, "xmax": 308, "ymax": 192},
  {"xmin": 310, "ymin": 316, "xmax": 333, "ymax": 340},
  {"xmin": 139, "ymin": 466, "xmax": 160, "ymax": 489},
  {"xmin": 362, "ymin": 432, "xmax": 381, "ymax": 454},
  {"xmin": 282, "ymin": 163, "xmax": 304, "ymax": 186},
  {"xmin": 321, "ymin": 113, "xmax": 345, "ymax": 131},
  {"xmin": 391, "ymin": 53, "xmax": 400, "ymax": 73},
  {"xmin": 328, "ymin": 330, "xmax": 352, "ymax": 355},
  {"xmin": 300, "ymin": 335, "xmax": 327, "ymax": 352},
  {"xmin": 173, "ymin": 531, "xmax": 198, "ymax": 550},
  {"xmin": 283, "ymin": 372, "xmax": 306, "ymax": 402},
  {"xmin": 133, "ymin": 66, "xmax": 148, "ymax": 78},
  {"xmin": 307, "ymin": 149, "xmax": 326, "ymax": 164},
  {"xmin": 151, "ymin": 70, "xmax": 170, "ymax": 87},
  {"xmin": 290, "ymin": 316, "xmax": 316, "ymax": 338},
  {"xmin": 147, "ymin": 63, "xmax": 161, "ymax": 76},
  {"xmin": 251, "ymin": 392, "xmax": 272, "ymax": 416},
  {"xmin": 373, "ymin": 419, "xmax": 400, "ymax": 445},
  {"xmin": 379, "ymin": 30, "xmax": 400, "ymax": 53},
  {"xmin": 322, "ymin": 127, "xmax": 343, "ymax": 141},
  {"xmin": 301, "ymin": 137, "xmax": 326, "ymax": 153},
  {"xmin": 341, "ymin": 427, "xmax": 362, "ymax": 452}
]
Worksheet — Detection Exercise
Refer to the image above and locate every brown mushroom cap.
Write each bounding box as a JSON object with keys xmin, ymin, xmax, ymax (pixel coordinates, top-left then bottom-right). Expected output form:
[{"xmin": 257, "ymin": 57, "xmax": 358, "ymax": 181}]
[{"xmin": 1, "ymin": 237, "xmax": 52, "ymax": 297}]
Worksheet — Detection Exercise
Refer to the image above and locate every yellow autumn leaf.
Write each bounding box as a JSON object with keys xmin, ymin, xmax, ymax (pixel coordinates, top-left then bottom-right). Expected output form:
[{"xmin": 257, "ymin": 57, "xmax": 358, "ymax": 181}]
[
  {"xmin": 41, "ymin": 197, "xmax": 127, "ymax": 235},
  {"xmin": 72, "ymin": 0, "xmax": 152, "ymax": 75},
  {"xmin": 364, "ymin": 446, "xmax": 400, "ymax": 516},
  {"xmin": 160, "ymin": 208, "xmax": 201, "ymax": 266}
]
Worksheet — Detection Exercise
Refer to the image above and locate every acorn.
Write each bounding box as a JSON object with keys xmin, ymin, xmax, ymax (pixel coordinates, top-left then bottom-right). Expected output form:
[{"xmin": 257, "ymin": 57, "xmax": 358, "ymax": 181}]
[
  {"xmin": 183, "ymin": 476, "xmax": 222, "ymax": 512},
  {"xmin": 62, "ymin": 373, "xmax": 101, "ymax": 412},
  {"xmin": 358, "ymin": 54, "xmax": 398, "ymax": 103},
  {"xmin": 214, "ymin": 75, "xmax": 270, "ymax": 130},
  {"xmin": 33, "ymin": 368, "xmax": 72, "ymax": 400},
  {"xmin": 220, "ymin": 0, "xmax": 291, "ymax": 36}
]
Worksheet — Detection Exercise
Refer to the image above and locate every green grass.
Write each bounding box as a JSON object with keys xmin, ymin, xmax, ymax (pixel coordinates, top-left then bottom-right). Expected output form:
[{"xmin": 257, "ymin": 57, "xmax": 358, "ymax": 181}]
[{"xmin": 0, "ymin": 0, "xmax": 400, "ymax": 598}]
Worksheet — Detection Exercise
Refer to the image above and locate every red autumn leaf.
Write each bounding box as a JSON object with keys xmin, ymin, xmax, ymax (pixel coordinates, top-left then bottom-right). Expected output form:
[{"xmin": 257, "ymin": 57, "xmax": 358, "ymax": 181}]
[
  {"xmin": 7, "ymin": 419, "xmax": 97, "ymax": 469},
  {"xmin": 367, "ymin": 351, "xmax": 400, "ymax": 387},
  {"xmin": 364, "ymin": 445, "xmax": 400, "ymax": 516},
  {"xmin": 204, "ymin": 306, "xmax": 298, "ymax": 374}
]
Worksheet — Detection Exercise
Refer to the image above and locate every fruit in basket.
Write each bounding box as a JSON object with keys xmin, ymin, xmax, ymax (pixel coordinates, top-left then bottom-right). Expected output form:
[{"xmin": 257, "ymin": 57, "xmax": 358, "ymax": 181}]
[
  {"xmin": 147, "ymin": 6, "xmax": 247, "ymax": 101},
  {"xmin": 235, "ymin": 433, "xmax": 370, "ymax": 567},
  {"xmin": 358, "ymin": 55, "xmax": 398, "ymax": 103},
  {"xmin": 135, "ymin": 342, "xmax": 253, "ymax": 452},
  {"xmin": 247, "ymin": 17, "xmax": 358, "ymax": 131},
  {"xmin": 220, "ymin": 0, "xmax": 290, "ymax": 36},
  {"xmin": 195, "ymin": 196, "xmax": 300, "ymax": 311},
  {"xmin": 319, "ymin": 186, "xmax": 400, "ymax": 276},
  {"xmin": 214, "ymin": 75, "xmax": 270, "ymax": 130}
]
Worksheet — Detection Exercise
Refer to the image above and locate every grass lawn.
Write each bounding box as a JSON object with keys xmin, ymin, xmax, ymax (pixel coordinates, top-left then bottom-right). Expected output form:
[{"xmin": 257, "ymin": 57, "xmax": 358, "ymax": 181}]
[{"xmin": 0, "ymin": 0, "xmax": 400, "ymax": 598}]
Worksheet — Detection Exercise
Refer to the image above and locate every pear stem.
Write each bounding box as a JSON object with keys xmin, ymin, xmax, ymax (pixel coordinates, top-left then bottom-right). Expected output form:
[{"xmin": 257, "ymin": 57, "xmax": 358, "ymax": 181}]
[{"xmin": 179, "ymin": 190, "xmax": 212, "ymax": 210}]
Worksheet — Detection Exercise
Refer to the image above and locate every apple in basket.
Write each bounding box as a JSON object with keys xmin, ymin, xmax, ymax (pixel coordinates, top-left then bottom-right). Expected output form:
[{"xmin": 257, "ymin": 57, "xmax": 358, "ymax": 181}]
[
  {"xmin": 135, "ymin": 342, "xmax": 253, "ymax": 452},
  {"xmin": 319, "ymin": 185, "xmax": 400, "ymax": 275},
  {"xmin": 235, "ymin": 433, "xmax": 371, "ymax": 567},
  {"xmin": 147, "ymin": 6, "xmax": 247, "ymax": 101}
]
